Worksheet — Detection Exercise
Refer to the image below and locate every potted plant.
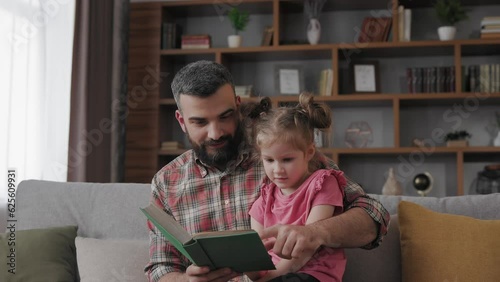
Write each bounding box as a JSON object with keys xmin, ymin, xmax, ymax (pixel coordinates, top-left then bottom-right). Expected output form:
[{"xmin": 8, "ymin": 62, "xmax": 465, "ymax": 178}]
[
  {"xmin": 227, "ymin": 7, "xmax": 250, "ymax": 48},
  {"xmin": 304, "ymin": 0, "xmax": 327, "ymax": 45},
  {"xmin": 434, "ymin": 0, "xmax": 468, "ymax": 41},
  {"xmin": 444, "ymin": 130, "xmax": 472, "ymax": 147}
]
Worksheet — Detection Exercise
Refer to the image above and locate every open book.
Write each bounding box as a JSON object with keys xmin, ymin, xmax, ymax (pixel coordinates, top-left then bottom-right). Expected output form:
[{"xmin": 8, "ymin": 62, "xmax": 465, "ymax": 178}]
[{"xmin": 141, "ymin": 203, "xmax": 275, "ymax": 273}]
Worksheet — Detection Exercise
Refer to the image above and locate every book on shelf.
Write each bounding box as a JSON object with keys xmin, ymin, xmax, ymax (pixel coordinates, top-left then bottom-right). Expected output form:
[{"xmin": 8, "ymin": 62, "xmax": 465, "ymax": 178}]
[
  {"xmin": 481, "ymin": 33, "xmax": 500, "ymax": 39},
  {"xmin": 261, "ymin": 26, "xmax": 273, "ymax": 46},
  {"xmin": 480, "ymin": 16, "xmax": 500, "ymax": 38},
  {"xmin": 161, "ymin": 22, "xmax": 182, "ymax": 49},
  {"xmin": 406, "ymin": 66, "xmax": 457, "ymax": 93},
  {"xmin": 358, "ymin": 17, "xmax": 392, "ymax": 43},
  {"xmin": 181, "ymin": 34, "xmax": 211, "ymax": 49},
  {"xmin": 403, "ymin": 9, "xmax": 411, "ymax": 42},
  {"xmin": 466, "ymin": 64, "xmax": 500, "ymax": 93},
  {"xmin": 396, "ymin": 6, "xmax": 412, "ymax": 41},
  {"xmin": 318, "ymin": 69, "xmax": 333, "ymax": 96},
  {"xmin": 235, "ymin": 85, "xmax": 254, "ymax": 97},
  {"xmin": 397, "ymin": 5, "xmax": 404, "ymax": 41},
  {"xmin": 140, "ymin": 203, "xmax": 275, "ymax": 273},
  {"xmin": 161, "ymin": 141, "xmax": 184, "ymax": 150},
  {"xmin": 481, "ymin": 17, "xmax": 500, "ymax": 27}
]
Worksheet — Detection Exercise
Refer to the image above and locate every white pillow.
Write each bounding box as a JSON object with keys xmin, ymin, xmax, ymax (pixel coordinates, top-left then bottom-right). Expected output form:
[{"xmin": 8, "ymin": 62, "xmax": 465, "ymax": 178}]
[{"xmin": 75, "ymin": 237, "xmax": 149, "ymax": 282}]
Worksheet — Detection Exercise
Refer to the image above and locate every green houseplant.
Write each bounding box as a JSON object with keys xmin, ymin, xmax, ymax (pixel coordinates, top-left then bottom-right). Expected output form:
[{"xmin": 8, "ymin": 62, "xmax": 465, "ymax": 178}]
[
  {"xmin": 434, "ymin": 0, "xmax": 468, "ymax": 40},
  {"xmin": 227, "ymin": 7, "xmax": 250, "ymax": 48},
  {"xmin": 444, "ymin": 130, "xmax": 471, "ymax": 147}
]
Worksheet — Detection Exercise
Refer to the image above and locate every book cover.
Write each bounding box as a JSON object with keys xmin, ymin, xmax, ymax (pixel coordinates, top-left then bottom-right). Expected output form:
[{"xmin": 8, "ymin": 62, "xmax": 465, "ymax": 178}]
[
  {"xmin": 398, "ymin": 5, "xmax": 404, "ymax": 42},
  {"xmin": 141, "ymin": 203, "xmax": 275, "ymax": 273},
  {"xmin": 403, "ymin": 9, "xmax": 411, "ymax": 41},
  {"xmin": 406, "ymin": 68, "xmax": 413, "ymax": 93},
  {"xmin": 261, "ymin": 26, "xmax": 273, "ymax": 46}
]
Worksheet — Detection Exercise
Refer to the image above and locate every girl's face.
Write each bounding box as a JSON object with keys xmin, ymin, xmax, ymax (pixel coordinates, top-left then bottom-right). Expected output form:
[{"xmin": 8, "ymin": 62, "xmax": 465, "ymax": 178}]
[{"xmin": 260, "ymin": 141, "xmax": 315, "ymax": 194}]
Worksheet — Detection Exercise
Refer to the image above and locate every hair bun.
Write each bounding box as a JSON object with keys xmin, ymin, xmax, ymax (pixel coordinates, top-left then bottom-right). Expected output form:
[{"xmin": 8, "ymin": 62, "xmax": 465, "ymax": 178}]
[{"xmin": 248, "ymin": 97, "xmax": 271, "ymax": 119}]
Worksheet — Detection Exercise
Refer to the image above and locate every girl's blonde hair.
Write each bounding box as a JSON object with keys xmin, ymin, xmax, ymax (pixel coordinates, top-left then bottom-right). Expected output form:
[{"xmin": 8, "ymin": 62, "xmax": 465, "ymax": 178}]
[{"xmin": 242, "ymin": 92, "xmax": 332, "ymax": 171}]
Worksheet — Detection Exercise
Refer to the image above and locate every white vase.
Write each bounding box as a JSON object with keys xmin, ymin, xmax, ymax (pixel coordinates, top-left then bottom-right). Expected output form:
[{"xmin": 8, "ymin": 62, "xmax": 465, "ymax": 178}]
[
  {"xmin": 494, "ymin": 131, "xmax": 500, "ymax": 146},
  {"xmin": 382, "ymin": 167, "xmax": 403, "ymax": 196},
  {"xmin": 228, "ymin": 35, "xmax": 241, "ymax": 48},
  {"xmin": 437, "ymin": 26, "xmax": 456, "ymax": 41},
  {"xmin": 307, "ymin": 18, "xmax": 321, "ymax": 45}
]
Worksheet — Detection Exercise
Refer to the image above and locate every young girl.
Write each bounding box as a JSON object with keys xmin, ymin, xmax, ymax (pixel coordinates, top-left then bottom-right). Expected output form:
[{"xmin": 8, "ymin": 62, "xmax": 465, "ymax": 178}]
[{"xmin": 245, "ymin": 92, "xmax": 346, "ymax": 282}]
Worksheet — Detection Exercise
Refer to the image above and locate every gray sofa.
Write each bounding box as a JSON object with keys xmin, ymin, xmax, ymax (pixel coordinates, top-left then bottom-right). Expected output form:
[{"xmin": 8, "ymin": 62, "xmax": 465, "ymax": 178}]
[{"xmin": 15, "ymin": 180, "xmax": 500, "ymax": 282}]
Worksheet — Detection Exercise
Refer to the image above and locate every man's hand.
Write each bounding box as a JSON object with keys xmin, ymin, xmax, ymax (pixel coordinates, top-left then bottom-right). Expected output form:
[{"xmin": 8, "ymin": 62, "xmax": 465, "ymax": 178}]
[
  {"xmin": 184, "ymin": 265, "xmax": 239, "ymax": 282},
  {"xmin": 260, "ymin": 224, "xmax": 323, "ymax": 260}
]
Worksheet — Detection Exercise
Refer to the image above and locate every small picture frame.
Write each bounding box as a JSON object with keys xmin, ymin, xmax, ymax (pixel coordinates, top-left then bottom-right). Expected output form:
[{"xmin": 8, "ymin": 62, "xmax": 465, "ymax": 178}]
[
  {"xmin": 275, "ymin": 64, "xmax": 304, "ymax": 95},
  {"xmin": 350, "ymin": 61, "xmax": 380, "ymax": 93}
]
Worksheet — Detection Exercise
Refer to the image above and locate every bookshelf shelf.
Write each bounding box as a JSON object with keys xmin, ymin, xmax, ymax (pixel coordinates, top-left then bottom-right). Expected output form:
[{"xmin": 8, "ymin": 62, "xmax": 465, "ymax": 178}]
[
  {"xmin": 160, "ymin": 39, "xmax": 500, "ymax": 57},
  {"xmin": 126, "ymin": 0, "xmax": 500, "ymax": 197}
]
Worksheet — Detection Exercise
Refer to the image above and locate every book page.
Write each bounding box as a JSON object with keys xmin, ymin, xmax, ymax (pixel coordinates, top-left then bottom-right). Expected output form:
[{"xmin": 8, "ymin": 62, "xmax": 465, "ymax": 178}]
[{"xmin": 142, "ymin": 203, "xmax": 193, "ymax": 244}]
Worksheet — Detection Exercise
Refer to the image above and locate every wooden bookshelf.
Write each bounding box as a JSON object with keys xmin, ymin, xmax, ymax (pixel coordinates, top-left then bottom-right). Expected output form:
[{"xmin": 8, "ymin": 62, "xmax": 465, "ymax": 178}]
[{"xmin": 126, "ymin": 0, "xmax": 500, "ymax": 197}]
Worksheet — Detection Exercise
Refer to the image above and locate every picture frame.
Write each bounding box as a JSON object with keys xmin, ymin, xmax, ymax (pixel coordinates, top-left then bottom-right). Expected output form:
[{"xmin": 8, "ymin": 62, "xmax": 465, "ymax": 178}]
[
  {"xmin": 274, "ymin": 64, "xmax": 304, "ymax": 95},
  {"xmin": 349, "ymin": 61, "xmax": 380, "ymax": 93}
]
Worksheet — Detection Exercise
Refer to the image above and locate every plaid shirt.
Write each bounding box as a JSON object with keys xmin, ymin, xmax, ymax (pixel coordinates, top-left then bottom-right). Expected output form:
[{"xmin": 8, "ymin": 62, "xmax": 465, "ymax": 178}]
[{"xmin": 145, "ymin": 148, "xmax": 390, "ymax": 282}]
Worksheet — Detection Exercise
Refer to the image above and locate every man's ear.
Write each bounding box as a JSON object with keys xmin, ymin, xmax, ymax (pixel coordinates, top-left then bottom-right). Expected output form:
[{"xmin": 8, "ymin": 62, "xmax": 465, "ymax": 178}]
[
  {"xmin": 175, "ymin": 110, "xmax": 187, "ymax": 133},
  {"xmin": 235, "ymin": 95, "xmax": 241, "ymax": 106}
]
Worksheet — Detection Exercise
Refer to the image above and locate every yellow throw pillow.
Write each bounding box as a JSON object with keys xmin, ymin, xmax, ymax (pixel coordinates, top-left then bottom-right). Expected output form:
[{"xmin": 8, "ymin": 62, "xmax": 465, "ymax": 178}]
[{"xmin": 398, "ymin": 201, "xmax": 500, "ymax": 282}]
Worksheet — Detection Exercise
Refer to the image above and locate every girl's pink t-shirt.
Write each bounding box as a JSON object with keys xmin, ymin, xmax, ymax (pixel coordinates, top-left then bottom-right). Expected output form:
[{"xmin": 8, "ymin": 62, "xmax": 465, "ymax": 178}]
[{"xmin": 249, "ymin": 169, "xmax": 347, "ymax": 282}]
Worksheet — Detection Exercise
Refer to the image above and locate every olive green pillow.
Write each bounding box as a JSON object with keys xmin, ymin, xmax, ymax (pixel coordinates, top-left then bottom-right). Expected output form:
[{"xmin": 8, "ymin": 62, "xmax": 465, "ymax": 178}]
[
  {"xmin": 0, "ymin": 226, "xmax": 78, "ymax": 282},
  {"xmin": 398, "ymin": 201, "xmax": 500, "ymax": 282}
]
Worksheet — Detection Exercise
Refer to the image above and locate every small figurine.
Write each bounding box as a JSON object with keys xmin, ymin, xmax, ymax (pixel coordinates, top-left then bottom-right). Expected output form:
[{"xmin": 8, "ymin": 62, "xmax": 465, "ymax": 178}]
[{"xmin": 382, "ymin": 167, "xmax": 403, "ymax": 196}]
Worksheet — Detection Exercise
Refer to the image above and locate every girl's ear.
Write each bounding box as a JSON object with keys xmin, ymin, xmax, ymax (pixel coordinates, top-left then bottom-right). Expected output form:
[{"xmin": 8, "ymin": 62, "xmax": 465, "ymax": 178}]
[{"xmin": 306, "ymin": 143, "xmax": 315, "ymax": 161}]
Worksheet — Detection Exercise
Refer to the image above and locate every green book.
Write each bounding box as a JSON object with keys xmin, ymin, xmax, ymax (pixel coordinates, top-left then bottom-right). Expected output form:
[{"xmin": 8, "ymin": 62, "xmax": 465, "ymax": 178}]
[{"xmin": 140, "ymin": 203, "xmax": 276, "ymax": 273}]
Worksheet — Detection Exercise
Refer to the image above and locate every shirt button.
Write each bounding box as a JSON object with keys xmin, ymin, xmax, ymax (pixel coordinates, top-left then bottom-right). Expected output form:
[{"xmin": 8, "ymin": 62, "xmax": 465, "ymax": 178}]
[{"xmin": 225, "ymin": 199, "xmax": 230, "ymax": 205}]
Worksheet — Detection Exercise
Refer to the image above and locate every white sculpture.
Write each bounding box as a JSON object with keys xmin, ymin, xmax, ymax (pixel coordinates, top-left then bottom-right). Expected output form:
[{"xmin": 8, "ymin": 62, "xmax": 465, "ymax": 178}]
[{"xmin": 382, "ymin": 167, "xmax": 403, "ymax": 196}]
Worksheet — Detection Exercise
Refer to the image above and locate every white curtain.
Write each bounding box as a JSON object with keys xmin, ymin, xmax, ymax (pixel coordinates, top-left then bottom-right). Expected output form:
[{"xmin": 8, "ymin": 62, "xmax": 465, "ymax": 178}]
[{"xmin": 0, "ymin": 0, "xmax": 75, "ymax": 231}]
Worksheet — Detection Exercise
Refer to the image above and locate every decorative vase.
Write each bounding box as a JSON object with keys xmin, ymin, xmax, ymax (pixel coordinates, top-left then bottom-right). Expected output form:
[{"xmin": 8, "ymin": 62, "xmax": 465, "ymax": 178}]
[
  {"xmin": 228, "ymin": 35, "xmax": 241, "ymax": 48},
  {"xmin": 494, "ymin": 131, "xmax": 500, "ymax": 146},
  {"xmin": 307, "ymin": 18, "xmax": 321, "ymax": 45},
  {"xmin": 437, "ymin": 26, "xmax": 456, "ymax": 41},
  {"xmin": 382, "ymin": 167, "xmax": 403, "ymax": 196}
]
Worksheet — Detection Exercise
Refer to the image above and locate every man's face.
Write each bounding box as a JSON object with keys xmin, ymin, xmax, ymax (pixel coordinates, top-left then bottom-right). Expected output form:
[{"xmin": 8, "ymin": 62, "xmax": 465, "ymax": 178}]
[{"xmin": 175, "ymin": 84, "xmax": 242, "ymax": 168}]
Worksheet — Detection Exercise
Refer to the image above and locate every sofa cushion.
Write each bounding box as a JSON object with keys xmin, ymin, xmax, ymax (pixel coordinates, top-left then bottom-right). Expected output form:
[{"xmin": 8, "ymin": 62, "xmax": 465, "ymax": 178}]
[
  {"xmin": 16, "ymin": 180, "xmax": 151, "ymax": 240},
  {"xmin": 399, "ymin": 201, "xmax": 500, "ymax": 282},
  {"xmin": 344, "ymin": 215, "xmax": 401, "ymax": 282},
  {"xmin": 76, "ymin": 237, "xmax": 149, "ymax": 282},
  {"xmin": 0, "ymin": 226, "xmax": 78, "ymax": 282}
]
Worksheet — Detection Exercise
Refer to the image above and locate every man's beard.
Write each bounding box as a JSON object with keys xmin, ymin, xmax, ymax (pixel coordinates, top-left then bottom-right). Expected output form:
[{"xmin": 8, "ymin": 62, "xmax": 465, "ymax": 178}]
[{"xmin": 186, "ymin": 123, "xmax": 244, "ymax": 168}]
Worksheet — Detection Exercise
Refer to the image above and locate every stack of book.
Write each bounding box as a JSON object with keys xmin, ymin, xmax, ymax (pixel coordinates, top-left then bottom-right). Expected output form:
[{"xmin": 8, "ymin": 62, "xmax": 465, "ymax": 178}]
[
  {"xmin": 235, "ymin": 85, "xmax": 254, "ymax": 98},
  {"xmin": 161, "ymin": 22, "xmax": 182, "ymax": 49},
  {"xmin": 318, "ymin": 69, "xmax": 333, "ymax": 96},
  {"xmin": 161, "ymin": 141, "xmax": 184, "ymax": 151},
  {"xmin": 357, "ymin": 17, "xmax": 392, "ymax": 43},
  {"xmin": 480, "ymin": 17, "xmax": 500, "ymax": 39},
  {"xmin": 397, "ymin": 5, "xmax": 412, "ymax": 41},
  {"xmin": 181, "ymin": 35, "xmax": 211, "ymax": 49}
]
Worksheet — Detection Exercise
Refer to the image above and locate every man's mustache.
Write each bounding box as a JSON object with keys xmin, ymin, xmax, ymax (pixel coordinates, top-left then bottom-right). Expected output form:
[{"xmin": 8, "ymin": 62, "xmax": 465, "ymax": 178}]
[{"xmin": 204, "ymin": 135, "xmax": 231, "ymax": 146}]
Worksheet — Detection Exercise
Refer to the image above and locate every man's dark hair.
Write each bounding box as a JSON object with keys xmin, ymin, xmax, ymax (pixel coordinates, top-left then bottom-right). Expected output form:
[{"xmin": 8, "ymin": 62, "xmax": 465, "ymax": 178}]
[{"xmin": 171, "ymin": 60, "xmax": 234, "ymax": 109}]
